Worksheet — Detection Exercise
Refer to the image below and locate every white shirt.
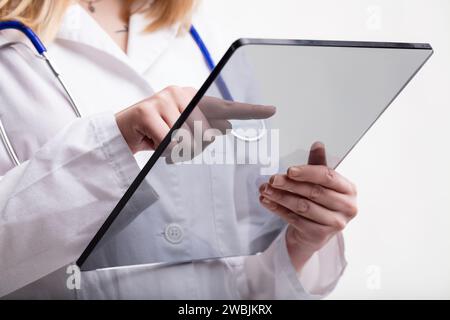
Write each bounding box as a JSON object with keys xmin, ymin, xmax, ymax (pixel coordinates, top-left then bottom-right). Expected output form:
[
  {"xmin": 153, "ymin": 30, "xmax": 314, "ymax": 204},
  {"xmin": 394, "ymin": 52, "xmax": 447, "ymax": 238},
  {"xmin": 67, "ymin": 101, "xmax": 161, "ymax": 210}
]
[{"xmin": 0, "ymin": 4, "xmax": 346, "ymax": 299}]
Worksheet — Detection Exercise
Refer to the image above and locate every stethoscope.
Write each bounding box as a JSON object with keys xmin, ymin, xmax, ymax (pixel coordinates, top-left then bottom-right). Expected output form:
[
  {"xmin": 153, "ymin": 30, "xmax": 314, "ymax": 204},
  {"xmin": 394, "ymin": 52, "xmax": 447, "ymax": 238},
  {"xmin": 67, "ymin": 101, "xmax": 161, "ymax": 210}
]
[{"xmin": 0, "ymin": 20, "xmax": 265, "ymax": 167}]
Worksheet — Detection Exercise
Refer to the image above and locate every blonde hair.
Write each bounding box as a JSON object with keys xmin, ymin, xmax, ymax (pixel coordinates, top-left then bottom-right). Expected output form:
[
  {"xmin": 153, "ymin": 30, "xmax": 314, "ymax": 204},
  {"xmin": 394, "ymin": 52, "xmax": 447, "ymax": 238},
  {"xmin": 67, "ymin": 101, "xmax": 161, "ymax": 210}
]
[{"xmin": 0, "ymin": 0, "xmax": 195, "ymax": 41}]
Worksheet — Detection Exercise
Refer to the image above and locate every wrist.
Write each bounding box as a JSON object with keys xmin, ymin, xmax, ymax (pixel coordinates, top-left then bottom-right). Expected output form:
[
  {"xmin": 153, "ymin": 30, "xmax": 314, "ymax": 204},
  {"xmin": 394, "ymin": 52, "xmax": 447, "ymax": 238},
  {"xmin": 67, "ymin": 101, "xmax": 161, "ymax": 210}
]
[{"xmin": 285, "ymin": 226, "xmax": 318, "ymax": 273}]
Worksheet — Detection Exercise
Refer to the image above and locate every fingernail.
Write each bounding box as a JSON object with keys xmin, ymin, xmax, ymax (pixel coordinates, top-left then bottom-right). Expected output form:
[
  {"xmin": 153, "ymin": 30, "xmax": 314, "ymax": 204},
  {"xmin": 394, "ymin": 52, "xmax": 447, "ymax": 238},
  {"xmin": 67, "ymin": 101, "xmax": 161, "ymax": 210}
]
[
  {"xmin": 311, "ymin": 141, "xmax": 325, "ymax": 150},
  {"xmin": 288, "ymin": 167, "xmax": 303, "ymax": 177},
  {"xmin": 259, "ymin": 184, "xmax": 267, "ymax": 193},
  {"xmin": 263, "ymin": 105, "xmax": 277, "ymax": 114},
  {"xmin": 264, "ymin": 185, "xmax": 273, "ymax": 195},
  {"xmin": 261, "ymin": 197, "xmax": 277, "ymax": 210},
  {"xmin": 270, "ymin": 175, "xmax": 283, "ymax": 187}
]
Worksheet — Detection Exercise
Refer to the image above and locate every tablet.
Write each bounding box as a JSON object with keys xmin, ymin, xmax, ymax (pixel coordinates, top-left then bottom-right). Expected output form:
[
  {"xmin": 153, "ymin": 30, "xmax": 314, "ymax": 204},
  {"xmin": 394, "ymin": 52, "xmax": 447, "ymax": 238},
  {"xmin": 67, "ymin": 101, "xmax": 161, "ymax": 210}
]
[{"xmin": 77, "ymin": 38, "xmax": 433, "ymax": 271}]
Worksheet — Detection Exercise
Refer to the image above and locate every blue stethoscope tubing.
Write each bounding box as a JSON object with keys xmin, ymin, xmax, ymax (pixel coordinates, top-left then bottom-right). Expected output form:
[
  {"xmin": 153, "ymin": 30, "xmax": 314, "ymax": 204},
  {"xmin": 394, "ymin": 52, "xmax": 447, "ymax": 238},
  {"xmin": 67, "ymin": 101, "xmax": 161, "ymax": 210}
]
[
  {"xmin": 0, "ymin": 21, "xmax": 81, "ymax": 117},
  {"xmin": 190, "ymin": 26, "xmax": 267, "ymax": 143},
  {"xmin": 0, "ymin": 21, "xmax": 81, "ymax": 166},
  {"xmin": 189, "ymin": 26, "xmax": 233, "ymax": 101},
  {"xmin": 0, "ymin": 20, "xmax": 257, "ymax": 167}
]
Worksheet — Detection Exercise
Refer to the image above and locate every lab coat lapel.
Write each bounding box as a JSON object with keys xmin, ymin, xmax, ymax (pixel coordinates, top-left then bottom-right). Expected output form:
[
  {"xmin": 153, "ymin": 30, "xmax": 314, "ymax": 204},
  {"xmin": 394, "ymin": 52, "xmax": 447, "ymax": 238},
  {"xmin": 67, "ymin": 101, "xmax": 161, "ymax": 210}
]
[
  {"xmin": 56, "ymin": 3, "xmax": 179, "ymax": 76},
  {"xmin": 127, "ymin": 12, "xmax": 180, "ymax": 74},
  {"xmin": 56, "ymin": 4, "xmax": 131, "ymax": 69}
]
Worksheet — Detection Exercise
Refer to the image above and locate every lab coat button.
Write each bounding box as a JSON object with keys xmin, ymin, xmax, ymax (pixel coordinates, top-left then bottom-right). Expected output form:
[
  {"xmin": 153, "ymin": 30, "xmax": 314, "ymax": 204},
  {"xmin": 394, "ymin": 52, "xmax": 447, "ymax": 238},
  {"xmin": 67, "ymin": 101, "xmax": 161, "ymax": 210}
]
[{"xmin": 164, "ymin": 223, "xmax": 184, "ymax": 244}]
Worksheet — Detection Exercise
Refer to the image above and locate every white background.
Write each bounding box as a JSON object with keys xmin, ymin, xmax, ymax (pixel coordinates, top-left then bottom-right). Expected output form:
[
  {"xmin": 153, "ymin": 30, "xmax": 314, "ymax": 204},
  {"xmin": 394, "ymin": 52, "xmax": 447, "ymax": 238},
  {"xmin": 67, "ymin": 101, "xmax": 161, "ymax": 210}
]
[{"xmin": 202, "ymin": 0, "xmax": 450, "ymax": 299}]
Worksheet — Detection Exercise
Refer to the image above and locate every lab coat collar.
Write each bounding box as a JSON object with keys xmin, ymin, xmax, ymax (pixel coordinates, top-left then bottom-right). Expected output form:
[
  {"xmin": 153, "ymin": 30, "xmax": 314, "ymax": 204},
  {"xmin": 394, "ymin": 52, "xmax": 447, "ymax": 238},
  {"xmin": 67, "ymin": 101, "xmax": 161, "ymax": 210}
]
[
  {"xmin": 127, "ymin": 10, "xmax": 180, "ymax": 74},
  {"xmin": 56, "ymin": 3, "xmax": 180, "ymax": 75}
]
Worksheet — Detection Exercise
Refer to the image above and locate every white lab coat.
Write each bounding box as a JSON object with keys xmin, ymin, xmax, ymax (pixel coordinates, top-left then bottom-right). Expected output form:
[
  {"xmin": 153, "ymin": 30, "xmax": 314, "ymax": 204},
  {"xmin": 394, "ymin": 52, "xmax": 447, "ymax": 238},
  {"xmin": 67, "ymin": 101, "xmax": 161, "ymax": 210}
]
[{"xmin": 0, "ymin": 4, "xmax": 346, "ymax": 299}]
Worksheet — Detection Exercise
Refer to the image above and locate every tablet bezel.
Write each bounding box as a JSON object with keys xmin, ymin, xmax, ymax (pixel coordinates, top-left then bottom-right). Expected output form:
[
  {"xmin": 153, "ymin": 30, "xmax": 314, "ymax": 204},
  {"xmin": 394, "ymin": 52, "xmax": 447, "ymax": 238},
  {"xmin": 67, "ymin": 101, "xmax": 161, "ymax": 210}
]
[{"xmin": 77, "ymin": 38, "xmax": 433, "ymax": 269}]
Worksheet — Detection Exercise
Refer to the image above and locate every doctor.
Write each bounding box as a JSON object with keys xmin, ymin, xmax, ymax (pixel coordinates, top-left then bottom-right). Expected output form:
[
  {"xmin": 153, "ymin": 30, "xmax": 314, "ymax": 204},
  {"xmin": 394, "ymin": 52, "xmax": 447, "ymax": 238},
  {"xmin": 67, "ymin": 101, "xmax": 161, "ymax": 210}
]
[{"xmin": 0, "ymin": 0, "xmax": 357, "ymax": 299}]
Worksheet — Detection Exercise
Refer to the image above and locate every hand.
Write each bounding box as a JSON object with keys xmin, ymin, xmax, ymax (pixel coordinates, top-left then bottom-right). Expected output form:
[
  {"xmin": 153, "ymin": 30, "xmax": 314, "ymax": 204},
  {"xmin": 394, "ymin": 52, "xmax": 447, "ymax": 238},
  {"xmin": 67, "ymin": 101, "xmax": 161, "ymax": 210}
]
[
  {"xmin": 259, "ymin": 142, "xmax": 358, "ymax": 272},
  {"xmin": 116, "ymin": 86, "xmax": 276, "ymax": 155}
]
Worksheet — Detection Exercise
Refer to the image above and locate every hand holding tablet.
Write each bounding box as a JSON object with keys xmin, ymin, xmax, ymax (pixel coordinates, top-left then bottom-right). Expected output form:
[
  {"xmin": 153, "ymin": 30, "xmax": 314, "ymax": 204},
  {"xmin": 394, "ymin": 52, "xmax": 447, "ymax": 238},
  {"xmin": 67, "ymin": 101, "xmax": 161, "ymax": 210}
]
[{"xmin": 79, "ymin": 38, "xmax": 432, "ymax": 271}]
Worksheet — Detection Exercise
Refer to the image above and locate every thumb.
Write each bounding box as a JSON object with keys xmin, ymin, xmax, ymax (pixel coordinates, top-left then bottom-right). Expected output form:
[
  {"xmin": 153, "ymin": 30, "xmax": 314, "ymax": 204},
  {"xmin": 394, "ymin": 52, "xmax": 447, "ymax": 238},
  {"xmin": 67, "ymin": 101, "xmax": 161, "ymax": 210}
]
[{"xmin": 308, "ymin": 141, "xmax": 327, "ymax": 166}]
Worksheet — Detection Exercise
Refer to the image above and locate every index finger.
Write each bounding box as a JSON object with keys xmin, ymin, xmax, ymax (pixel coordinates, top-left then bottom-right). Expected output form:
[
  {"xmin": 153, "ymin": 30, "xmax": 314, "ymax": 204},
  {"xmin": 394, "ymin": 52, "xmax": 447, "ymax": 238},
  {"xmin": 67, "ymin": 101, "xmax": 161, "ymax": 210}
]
[
  {"xmin": 199, "ymin": 96, "xmax": 276, "ymax": 120},
  {"xmin": 287, "ymin": 165, "xmax": 354, "ymax": 194}
]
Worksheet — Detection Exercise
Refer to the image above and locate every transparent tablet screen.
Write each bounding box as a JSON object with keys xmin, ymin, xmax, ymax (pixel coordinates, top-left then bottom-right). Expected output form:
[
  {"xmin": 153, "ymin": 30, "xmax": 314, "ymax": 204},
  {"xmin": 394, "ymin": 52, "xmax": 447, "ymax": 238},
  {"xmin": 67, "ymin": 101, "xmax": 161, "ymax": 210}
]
[{"xmin": 80, "ymin": 41, "xmax": 432, "ymax": 271}]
